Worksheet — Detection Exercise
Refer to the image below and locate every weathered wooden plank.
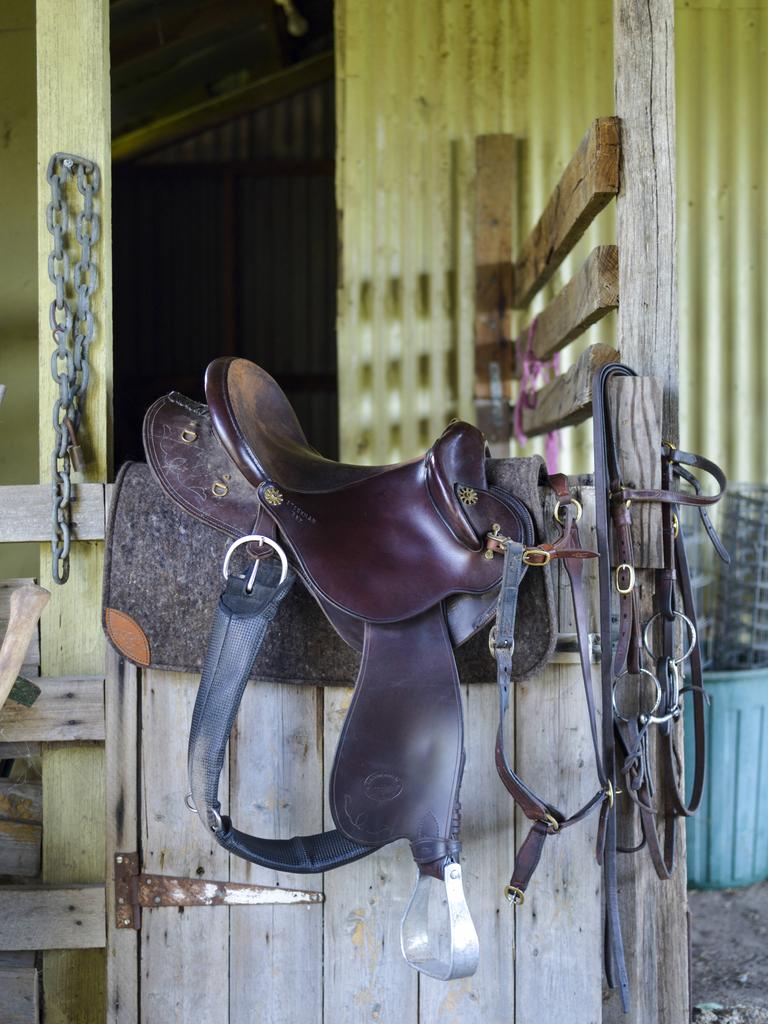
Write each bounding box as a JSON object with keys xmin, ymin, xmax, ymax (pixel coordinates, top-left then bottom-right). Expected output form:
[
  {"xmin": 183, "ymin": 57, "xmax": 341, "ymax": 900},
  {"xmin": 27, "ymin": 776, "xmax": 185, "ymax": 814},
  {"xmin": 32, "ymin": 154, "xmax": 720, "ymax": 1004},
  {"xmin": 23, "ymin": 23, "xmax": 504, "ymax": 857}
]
[
  {"xmin": 0, "ymin": 964, "xmax": 39, "ymax": 1024},
  {"xmin": 0, "ymin": 886, "xmax": 105, "ymax": 950},
  {"xmin": 0, "ymin": 820, "xmax": 41, "ymax": 877},
  {"xmin": 0, "ymin": 579, "xmax": 39, "ymax": 672},
  {"xmin": 322, "ymin": 687, "xmax": 418, "ymax": 1024},
  {"xmin": 606, "ymin": 377, "xmax": 664, "ymax": 569},
  {"xmin": 514, "ymin": 662, "xmax": 604, "ymax": 1022},
  {"xmin": 0, "ymin": 485, "xmax": 106, "ymax": 543},
  {"xmin": 0, "ymin": 743, "xmax": 40, "ymax": 759},
  {"xmin": 512, "ymin": 246, "xmax": 619, "ymax": 374},
  {"xmin": 140, "ymin": 669, "xmax": 229, "ymax": 1024},
  {"xmin": 515, "ymin": 343, "xmax": 619, "ymax": 438},
  {"xmin": 515, "ymin": 498, "xmax": 603, "ymax": 1022},
  {"xmin": 419, "ymin": 682, "xmax": 516, "ymax": 1024},
  {"xmin": 113, "ymin": 52, "xmax": 333, "ymax": 162},
  {"xmin": 0, "ymin": 677, "xmax": 105, "ymax": 743},
  {"xmin": 104, "ymin": 649, "xmax": 138, "ymax": 1024},
  {"xmin": 37, "ymin": 0, "xmax": 112, "ymax": 1012},
  {"xmin": 0, "ymin": 585, "xmax": 49, "ymax": 714},
  {"xmin": 513, "ymin": 118, "xmax": 620, "ymax": 308},
  {"xmin": 474, "ymin": 134, "xmax": 516, "ymax": 422},
  {"xmin": 229, "ymin": 680, "xmax": 324, "ymax": 1024},
  {"xmin": 608, "ymin": 2, "xmax": 687, "ymax": 1022}
]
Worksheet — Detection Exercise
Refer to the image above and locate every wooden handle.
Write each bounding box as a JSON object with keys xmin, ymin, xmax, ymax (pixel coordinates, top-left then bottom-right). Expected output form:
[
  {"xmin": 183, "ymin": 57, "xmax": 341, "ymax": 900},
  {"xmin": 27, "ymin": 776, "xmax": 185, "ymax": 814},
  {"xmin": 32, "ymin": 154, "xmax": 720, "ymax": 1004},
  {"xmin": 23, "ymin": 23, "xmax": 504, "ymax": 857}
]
[{"xmin": 0, "ymin": 584, "xmax": 50, "ymax": 712}]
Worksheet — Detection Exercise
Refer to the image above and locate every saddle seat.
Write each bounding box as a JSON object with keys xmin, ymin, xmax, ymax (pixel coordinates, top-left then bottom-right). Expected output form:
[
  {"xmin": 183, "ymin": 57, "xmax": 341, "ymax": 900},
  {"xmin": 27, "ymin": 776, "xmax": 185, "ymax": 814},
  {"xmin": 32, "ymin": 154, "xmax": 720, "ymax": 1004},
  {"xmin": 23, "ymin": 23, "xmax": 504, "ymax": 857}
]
[{"xmin": 204, "ymin": 356, "xmax": 400, "ymax": 492}]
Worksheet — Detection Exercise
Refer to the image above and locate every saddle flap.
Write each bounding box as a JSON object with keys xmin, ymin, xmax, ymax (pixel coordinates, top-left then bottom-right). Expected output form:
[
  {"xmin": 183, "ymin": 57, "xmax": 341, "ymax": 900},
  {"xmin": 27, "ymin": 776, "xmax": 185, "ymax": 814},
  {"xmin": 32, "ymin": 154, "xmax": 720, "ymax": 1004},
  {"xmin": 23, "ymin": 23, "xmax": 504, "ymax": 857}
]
[{"xmin": 329, "ymin": 608, "xmax": 464, "ymax": 854}]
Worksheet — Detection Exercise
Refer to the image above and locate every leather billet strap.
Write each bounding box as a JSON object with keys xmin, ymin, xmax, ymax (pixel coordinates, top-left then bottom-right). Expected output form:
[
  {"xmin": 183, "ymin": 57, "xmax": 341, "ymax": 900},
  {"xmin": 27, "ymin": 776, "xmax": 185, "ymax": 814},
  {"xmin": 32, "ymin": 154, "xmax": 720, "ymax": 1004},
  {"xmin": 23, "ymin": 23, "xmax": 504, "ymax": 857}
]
[
  {"xmin": 188, "ymin": 562, "xmax": 377, "ymax": 873},
  {"xmin": 493, "ymin": 511, "xmax": 608, "ymax": 907}
]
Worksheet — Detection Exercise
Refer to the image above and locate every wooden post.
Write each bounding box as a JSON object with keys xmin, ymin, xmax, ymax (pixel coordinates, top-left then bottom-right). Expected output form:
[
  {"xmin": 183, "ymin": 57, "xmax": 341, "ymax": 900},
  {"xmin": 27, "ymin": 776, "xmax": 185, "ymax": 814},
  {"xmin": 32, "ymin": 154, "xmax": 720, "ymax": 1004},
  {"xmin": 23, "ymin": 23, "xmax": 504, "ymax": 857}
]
[
  {"xmin": 608, "ymin": 2, "xmax": 688, "ymax": 1022},
  {"xmin": 36, "ymin": 0, "xmax": 112, "ymax": 1019}
]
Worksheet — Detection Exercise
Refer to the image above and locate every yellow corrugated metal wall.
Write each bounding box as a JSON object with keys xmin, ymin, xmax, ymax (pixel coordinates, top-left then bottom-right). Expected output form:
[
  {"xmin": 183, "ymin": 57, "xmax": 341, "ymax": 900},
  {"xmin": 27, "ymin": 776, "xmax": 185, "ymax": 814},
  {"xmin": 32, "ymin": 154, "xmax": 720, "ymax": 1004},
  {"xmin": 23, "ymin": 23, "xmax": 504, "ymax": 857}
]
[
  {"xmin": 677, "ymin": 0, "xmax": 767, "ymax": 483},
  {"xmin": 336, "ymin": 0, "xmax": 766, "ymax": 479}
]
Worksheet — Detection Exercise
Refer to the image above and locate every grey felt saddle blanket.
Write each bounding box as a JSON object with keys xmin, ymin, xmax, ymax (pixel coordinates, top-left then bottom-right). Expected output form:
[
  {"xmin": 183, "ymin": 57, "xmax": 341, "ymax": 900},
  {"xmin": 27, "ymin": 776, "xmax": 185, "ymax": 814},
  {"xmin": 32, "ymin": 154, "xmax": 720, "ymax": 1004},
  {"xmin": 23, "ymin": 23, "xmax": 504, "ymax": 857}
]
[{"xmin": 102, "ymin": 458, "xmax": 557, "ymax": 686}]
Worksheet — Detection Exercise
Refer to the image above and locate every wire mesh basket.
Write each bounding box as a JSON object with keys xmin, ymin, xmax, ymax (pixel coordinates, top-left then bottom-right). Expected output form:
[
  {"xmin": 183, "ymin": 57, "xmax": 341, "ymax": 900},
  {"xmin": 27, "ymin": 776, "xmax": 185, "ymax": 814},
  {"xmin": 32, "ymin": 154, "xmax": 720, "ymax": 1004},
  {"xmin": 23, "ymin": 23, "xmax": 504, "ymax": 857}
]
[
  {"xmin": 679, "ymin": 503, "xmax": 718, "ymax": 671},
  {"xmin": 710, "ymin": 487, "xmax": 768, "ymax": 670}
]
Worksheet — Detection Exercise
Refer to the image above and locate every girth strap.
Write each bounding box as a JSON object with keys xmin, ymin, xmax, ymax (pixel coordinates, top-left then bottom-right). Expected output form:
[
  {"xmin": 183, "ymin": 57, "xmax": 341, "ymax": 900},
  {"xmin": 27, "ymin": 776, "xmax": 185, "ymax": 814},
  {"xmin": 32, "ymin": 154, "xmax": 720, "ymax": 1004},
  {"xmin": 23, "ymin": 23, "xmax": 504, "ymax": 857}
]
[{"xmin": 187, "ymin": 563, "xmax": 377, "ymax": 873}]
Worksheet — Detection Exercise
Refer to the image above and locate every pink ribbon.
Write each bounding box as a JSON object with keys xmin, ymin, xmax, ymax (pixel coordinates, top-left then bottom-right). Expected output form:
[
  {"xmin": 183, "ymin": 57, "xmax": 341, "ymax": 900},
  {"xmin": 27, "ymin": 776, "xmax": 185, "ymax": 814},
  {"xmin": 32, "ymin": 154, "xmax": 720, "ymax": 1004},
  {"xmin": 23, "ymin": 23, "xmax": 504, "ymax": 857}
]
[{"xmin": 513, "ymin": 316, "xmax": 561, "ymax": 473}]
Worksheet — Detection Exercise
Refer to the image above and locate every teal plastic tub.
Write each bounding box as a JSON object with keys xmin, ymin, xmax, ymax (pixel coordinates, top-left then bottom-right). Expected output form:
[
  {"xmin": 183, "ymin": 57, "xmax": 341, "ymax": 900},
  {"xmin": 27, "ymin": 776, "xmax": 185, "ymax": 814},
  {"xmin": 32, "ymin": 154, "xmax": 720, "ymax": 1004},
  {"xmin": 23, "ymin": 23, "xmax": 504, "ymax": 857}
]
[{"xmin": 685, "ymin": 667, "xmax": 768, "ymax": 889}]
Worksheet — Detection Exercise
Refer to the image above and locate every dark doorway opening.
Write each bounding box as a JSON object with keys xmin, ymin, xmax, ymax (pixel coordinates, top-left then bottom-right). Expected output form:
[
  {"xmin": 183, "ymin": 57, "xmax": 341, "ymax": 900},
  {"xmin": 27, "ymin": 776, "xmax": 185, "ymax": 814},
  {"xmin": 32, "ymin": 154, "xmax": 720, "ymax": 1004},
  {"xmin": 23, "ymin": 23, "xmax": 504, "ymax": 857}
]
[{"xmin": 111, "ymin": 3, "xmax": 337, "ymax": 466}]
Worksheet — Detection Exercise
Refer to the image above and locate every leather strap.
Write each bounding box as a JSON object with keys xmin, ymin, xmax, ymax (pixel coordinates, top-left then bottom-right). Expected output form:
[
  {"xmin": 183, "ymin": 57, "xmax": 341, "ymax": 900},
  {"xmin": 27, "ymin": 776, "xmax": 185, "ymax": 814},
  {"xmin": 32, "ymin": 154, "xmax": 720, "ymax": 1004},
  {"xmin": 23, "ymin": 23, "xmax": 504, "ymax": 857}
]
[
  {"xmin": 187, "ymin": 563, "xmax": 378, "ymax": 873},
  {"xmin": 493, "ymin": 514, "xmax": 607, "ymax": 905}
]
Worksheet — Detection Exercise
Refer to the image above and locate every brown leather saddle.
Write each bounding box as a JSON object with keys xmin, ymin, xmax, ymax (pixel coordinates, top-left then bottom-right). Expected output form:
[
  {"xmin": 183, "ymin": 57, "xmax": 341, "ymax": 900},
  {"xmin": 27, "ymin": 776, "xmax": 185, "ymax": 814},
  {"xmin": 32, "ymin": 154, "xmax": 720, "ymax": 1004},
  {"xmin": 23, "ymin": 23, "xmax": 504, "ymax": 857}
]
[{"xmin": 138, "ymin": 356, "xmax": 555, "ymax": 981}]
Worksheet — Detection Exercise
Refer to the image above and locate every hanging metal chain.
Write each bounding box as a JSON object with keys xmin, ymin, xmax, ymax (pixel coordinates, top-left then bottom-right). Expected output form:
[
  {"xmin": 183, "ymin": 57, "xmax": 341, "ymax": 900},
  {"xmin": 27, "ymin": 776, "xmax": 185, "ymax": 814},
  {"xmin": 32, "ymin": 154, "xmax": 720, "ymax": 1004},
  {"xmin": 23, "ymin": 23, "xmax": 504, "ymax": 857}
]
[{"xmin": 46, "ymin": 153, "xmax": 101, "ymax": 584}]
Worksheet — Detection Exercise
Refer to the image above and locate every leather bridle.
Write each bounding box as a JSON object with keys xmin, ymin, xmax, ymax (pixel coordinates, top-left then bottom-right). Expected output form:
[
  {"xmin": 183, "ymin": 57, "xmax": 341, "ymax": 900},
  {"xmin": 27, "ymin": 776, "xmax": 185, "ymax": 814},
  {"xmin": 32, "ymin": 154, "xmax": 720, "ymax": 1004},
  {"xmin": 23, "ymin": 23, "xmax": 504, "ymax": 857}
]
[{"xmin": 491, "ymin": 362, "xmax": 727, "ymax": 1012}]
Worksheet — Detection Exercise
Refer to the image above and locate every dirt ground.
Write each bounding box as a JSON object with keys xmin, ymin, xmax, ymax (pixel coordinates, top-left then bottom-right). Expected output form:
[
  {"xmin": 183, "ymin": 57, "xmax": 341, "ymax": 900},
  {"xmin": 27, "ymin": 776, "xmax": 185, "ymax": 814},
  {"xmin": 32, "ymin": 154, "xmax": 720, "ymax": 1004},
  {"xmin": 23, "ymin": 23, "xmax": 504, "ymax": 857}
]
[{"xmin": 690, "ymin": 880, "xmax": 768, "ymax": 1023}]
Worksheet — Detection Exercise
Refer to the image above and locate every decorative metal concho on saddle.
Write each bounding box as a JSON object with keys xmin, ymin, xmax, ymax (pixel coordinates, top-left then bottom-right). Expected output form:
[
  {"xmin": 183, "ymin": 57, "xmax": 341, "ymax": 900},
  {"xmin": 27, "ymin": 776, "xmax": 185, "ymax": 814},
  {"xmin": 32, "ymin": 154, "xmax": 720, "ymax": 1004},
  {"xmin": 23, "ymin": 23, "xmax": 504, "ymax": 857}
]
[{"xmin": 102, "ymin": 357, "xmax": 727, "ymax": 1004}]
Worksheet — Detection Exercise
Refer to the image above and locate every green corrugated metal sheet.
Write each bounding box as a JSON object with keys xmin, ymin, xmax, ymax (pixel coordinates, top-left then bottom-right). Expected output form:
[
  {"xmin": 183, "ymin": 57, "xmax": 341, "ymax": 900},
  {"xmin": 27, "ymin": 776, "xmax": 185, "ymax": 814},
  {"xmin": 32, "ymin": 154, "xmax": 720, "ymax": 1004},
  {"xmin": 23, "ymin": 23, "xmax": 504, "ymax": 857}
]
[{"xmin": 336, "ymin": 0, "xmax": 767, "ymax": 480}]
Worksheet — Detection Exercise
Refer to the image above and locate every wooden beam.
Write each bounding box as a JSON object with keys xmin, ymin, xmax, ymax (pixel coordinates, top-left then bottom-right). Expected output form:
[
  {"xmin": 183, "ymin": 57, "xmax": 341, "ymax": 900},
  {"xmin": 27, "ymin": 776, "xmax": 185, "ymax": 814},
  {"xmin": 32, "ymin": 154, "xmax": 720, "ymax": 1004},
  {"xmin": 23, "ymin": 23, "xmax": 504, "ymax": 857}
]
[
  {"xmin": 104, "ymin": 650, "xmax": 138, "ymax": 1023},
  {"xmin": 606, "ymin": 2, "xmax": 685, "ymax": 1022},
  {"xmin": 37, "ymin": 0, "xmax": 111, "ymax": 1013},
  {"xmin": 0, "ymin": 485, "xmax": 105, "ymax": 542},
  {"xmin": 112, "ymin": 52, "xmax": 333, "ymax": 164},
  {"xmin": 0, "ymin": 677, "xmax": 105, "ymax": 743},
  {"xmin": 514, "ymin": 343, "xmax": 619, "ymax": 437},
  {"xmin": 513, "ymin": 118, "xmax": 620, "ymax": 308},
  {"xmin": 512, "ymin": 246, "xmax": 619, "ymax": 374},
  {"xmin": 0, "ymin": 886, "xmax": 105, "ymax": 951}
]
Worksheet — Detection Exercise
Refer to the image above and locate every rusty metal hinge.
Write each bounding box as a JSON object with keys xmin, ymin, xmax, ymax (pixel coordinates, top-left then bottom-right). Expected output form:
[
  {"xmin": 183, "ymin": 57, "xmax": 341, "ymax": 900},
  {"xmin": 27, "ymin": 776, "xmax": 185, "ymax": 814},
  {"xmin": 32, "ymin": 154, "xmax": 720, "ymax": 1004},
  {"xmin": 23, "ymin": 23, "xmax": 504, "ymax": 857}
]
[{"xmin": 114, "ymin": 853, "xmax": 324, "ymax": 930}]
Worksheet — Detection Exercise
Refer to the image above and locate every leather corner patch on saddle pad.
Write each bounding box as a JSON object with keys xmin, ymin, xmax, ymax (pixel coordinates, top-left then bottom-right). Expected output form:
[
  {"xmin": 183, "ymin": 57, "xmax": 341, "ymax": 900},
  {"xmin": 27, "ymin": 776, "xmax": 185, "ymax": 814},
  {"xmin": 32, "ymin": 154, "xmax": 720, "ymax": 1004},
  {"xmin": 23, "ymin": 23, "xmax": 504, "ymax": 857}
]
[{"xmin": 104, "ymin": 607, "xmax": 151, "ymax": 668}]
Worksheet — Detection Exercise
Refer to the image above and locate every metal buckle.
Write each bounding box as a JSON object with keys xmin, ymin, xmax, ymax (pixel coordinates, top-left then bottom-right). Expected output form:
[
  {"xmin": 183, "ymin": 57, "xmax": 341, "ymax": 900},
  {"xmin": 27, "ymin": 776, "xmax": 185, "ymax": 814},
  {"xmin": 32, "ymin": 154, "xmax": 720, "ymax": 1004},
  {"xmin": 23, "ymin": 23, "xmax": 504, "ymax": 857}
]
[
  {"xmin": 672, "ymin": 512, "xmax": 680, "ymax": 538},
  {"xmin": 541, "ymin": 812, "xmax": 560, "ymax": 833},
  {"xmin": 522, "ymin": 548, "xmax": 552, "ymax": 567},
  {"xmin": 488, "ymin": 625, "xmax": 514, "ymax": 658},
  {"xmin": 553, "ymin": 498, "xmax": 583, "ymax": 524},
  {"xmin": 504, "ymin": 884, "xmax": 525, "ymax": 906},
  {"xmin": 615, "ymin": 563, "xmax": 635, "ymax": 594},
  {"xmin": 222, "ymin": 534, "xmax": 289, "ymax": 592},
  {"xmin": 401, "ymin": 864, "xmax": 480, "ymax": 981}
]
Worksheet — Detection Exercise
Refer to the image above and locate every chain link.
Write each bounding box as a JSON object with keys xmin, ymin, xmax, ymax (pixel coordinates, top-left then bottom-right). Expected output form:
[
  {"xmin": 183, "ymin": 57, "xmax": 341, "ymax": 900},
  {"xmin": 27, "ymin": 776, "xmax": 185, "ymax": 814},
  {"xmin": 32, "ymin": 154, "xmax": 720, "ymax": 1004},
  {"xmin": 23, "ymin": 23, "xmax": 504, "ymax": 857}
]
[{"xmin": 46, "ymin": 153, "xmax": 101, "ymax": 584}]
